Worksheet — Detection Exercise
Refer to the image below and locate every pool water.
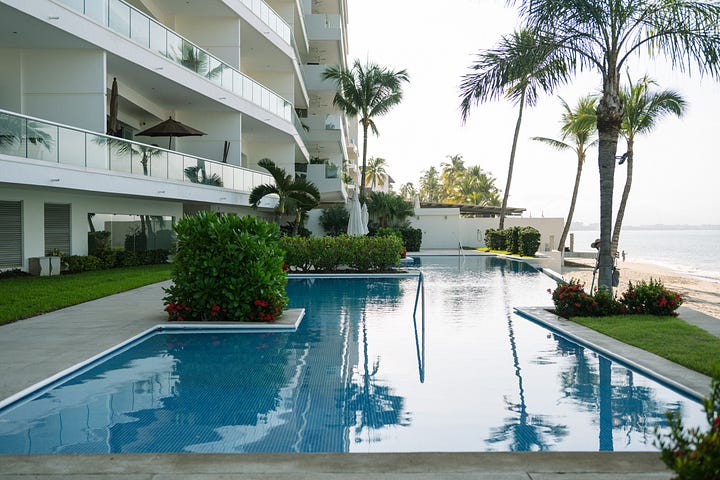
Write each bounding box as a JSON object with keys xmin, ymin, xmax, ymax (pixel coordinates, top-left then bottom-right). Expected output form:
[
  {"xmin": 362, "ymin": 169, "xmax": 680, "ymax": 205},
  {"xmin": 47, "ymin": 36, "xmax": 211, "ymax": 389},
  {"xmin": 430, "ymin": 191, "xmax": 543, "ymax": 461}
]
[{"xmin": 0, "ymin": 256, "xmax": 705, "ymax": 453}]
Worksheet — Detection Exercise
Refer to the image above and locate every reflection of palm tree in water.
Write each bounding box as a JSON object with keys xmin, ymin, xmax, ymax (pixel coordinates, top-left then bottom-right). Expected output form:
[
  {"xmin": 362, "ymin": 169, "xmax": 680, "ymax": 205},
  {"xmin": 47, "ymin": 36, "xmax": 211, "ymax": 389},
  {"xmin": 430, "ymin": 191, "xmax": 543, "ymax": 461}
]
[
  {"xmin": 486, "ymin": 265, "xmax": 567, "ymax": 450},
  {"xmin": 344, "ymin": 311, "xmax": 409, "ymax": 443},
  {"xmin": 553, "ymin": 336, "xmax": 666, "ymax": 450}
]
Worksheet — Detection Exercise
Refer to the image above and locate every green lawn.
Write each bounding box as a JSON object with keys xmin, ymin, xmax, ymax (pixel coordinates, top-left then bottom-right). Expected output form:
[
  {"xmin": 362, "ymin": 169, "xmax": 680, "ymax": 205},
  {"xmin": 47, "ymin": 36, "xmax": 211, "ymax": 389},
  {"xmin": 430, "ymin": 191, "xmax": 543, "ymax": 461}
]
[
  {"xmin": 572, "ymin": 314, "xmax": 720, "ymax": 378},
  {"xmin": 0, "ymin": 264, "xmax": 173, "ymax": 325}
]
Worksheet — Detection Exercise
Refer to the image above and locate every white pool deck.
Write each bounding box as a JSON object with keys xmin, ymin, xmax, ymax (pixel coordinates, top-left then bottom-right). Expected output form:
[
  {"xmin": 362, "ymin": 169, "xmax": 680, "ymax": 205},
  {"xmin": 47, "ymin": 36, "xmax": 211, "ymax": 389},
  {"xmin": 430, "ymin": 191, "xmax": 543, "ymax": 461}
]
[{"xmin": 0, "ymin": 255, "xmax": 718, "ymax": 479}]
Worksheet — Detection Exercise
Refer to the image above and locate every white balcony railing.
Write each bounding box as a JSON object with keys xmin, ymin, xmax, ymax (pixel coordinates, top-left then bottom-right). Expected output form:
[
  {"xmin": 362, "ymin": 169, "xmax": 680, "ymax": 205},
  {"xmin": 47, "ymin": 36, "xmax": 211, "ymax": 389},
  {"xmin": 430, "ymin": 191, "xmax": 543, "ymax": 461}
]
[
  {"xmin": 55, "ymin": 0, "xmax": 292, "ymax": 121},
  {"xmin": 0, "ymin": 109, "xmax": 273, "ymax": 194}
]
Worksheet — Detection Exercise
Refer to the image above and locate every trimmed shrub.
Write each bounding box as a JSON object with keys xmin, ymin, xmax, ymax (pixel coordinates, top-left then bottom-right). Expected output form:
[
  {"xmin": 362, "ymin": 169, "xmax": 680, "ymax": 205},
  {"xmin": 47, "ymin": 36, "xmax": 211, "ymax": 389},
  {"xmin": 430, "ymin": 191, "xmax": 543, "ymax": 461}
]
[
  {"xmin": 65, "ymin": 255, "xmax": 102, "ymax": 273},
  {"xmin": 163, "ymin": 212, "xmax": 288, "ymax": 322},
  {"xmin": 518, "ymin": 226, "xmax": 541, "ymax": 256},
  {"xmin": 504, "ymin": 226, "xmax": 521, "ymax": 254},
  {"xmin": 88, "ymin": 230, "xmax": 111, "ymax": 255},
  {"xmin": 620, "ymin": 278, "xmax": 683, "ymax": 316},
  {"xmin": 399, "ymin": 227, "xmax": 422, "ymax": 252},
  {"xmin": 484, "ymin": 229, "xmax": 505, "ymax": 250},
  {"xmin": 281, "ymin": 235, "xmax": 402, "ymax": 272}
]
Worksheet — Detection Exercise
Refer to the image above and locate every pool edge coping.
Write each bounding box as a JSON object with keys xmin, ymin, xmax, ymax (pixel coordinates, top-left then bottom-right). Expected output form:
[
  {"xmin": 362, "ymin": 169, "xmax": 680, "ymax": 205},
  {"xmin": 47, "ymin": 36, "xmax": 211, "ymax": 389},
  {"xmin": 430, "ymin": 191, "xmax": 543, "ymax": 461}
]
[
  {"xmin": 0, "ymin": 309, "xmax": 306, "ymax": 412},
  {"xmin": 516, "ymin": 306, "xmax": 712, "ymax": 401}
]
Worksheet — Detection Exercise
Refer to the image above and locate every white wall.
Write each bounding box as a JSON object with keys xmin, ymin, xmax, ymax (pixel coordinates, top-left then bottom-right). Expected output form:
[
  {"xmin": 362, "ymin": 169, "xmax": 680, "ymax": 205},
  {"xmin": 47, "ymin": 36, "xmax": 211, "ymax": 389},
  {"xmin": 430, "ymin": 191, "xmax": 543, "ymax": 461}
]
[
  {"xmin": 244, "ymin": 139, "xmax": 295, "ymax": 174},
  {"xmin": 175, "ymin": 16, "xmax": 242, "ymax": 69},
  {"xmin": 173, "ymin": 111, "xmax": 242, "ymax": 165},
  {"xmin": 409, "ymin": 207, "xmax": 564, "ymax": 251},
  {"xmin": 0, "ymin": 185, "xmax": 183, "ymax": 269},
  {"xmin": 22, "ymin": 49, "xmax": 106, "ymax": 132},
  {"xmin": 0, "ymin": 49, "xmax": 22, "ymax": 112}
]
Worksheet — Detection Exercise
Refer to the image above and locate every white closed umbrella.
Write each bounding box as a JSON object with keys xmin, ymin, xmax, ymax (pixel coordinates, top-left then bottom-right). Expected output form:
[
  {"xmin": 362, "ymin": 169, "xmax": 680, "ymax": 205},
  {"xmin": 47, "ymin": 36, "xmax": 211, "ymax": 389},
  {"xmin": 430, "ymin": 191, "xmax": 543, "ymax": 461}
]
[
  {"xmin": 347, "ymin": 191, "xmax": 365, "ymax": 236},
  {"xmin": 361, "ymin": 202, "xmax": 369, "ymax": 235}
]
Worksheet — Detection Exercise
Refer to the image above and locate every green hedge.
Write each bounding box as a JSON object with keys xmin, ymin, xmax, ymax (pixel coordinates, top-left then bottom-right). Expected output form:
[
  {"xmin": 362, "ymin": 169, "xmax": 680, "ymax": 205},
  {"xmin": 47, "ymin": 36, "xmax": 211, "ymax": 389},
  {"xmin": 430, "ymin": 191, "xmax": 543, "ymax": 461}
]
[
  {"xmin": 280, "ymin": 235, "xmax": 402, "ymax": 272},
  {"xmin": 376, "ymin": 226, "xmax": 422, "ymax": 251},
  {"xmin": 163, "ymin": 212, "xmax": 288, "ymax": 322},
  {"xmin": 483, "ymin": 226, "xmax": 541, "ymax": 257},
  {"xmin": 64, "ymin": 249, "xmax": 169, "ymax": 273}
]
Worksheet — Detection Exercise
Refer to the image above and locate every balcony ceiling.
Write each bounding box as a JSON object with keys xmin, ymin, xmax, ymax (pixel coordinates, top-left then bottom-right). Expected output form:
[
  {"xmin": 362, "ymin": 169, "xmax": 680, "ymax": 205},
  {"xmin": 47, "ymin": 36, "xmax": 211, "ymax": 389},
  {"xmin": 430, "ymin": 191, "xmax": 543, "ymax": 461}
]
[
  {"xmin": 0, "ymin": 3, "xmax": 96, "ymax": 49},
  {"xmin": 129, "ymin": 0, "xmax": 234, "ymax": 17}
]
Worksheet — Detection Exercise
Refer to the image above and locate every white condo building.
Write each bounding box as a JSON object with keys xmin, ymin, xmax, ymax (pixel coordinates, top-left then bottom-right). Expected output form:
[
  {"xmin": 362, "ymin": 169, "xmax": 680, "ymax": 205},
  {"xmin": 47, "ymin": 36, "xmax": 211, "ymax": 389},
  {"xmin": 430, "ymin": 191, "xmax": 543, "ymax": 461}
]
[{"xmin": 0, "ymin": 0, "xmax": 358, "ymax": 271}]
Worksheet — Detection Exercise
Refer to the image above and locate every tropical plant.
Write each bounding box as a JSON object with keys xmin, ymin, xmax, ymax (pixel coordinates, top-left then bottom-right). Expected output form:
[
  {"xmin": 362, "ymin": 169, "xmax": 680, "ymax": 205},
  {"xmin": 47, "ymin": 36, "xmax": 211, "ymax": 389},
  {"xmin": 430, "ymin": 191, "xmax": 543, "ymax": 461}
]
[
  {"xmin": 532, "ymin": 95, "xmax": 598, "ymax": 251},
  {"xmin": 249, "ymin": 158, "xmax": 321, "ymax": 227},
  {"xmin": 514, "ymin": 0, "xmax": 720, "ymax": 290},
  {"xmin": 399, "ymin": 182, "xmax": 417, "ymax": 201},
  {"xmin": 440, "ymin": 154, "xmax": 467, "ymax": 200},
  {"xmin": 418, "ymin": 166, "xmax": 442, "ymax": 203},
  {"xmin": 184, "ymin": 164, "xmax": 223, "ymax": 186},
  {"xmin": 459, "ymin": 28, "xmax": 568, "ymax": 230},
  {"xmin": 322, "ymin": 60, "xmax": 409, "ymax": 202},
  {"xmin": 364, "ymin": 156, "xmax": 388, "ymax": 190},
  {"xmin": 612, "ymin": 75, "xmax": 687, "ymax": 256},
  {"xmin": 366, "ymin": 191, "xmax": 414, "ymax": 229},
  {"xmin": 655, "ymin": 377, "xmax": 720, "ymax": 480},
  {"xmin": 455, "ymin": 165, "xmax": 501, "ymax": 205},
  {"xmin": 319, "ymin": 205, "xmax": 350, "ymax": 236},
  {"xmin": 0, "ymin": 113, "xmax": 54, "ymax": 155}
]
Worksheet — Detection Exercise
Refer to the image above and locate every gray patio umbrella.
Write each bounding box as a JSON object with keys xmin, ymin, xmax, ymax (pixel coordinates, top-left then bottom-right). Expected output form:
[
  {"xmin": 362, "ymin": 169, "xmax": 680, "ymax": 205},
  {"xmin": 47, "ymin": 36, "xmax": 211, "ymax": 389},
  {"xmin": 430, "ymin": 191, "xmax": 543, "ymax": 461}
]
[
  {"xmin": 136, "ymin": 117, "xmax": 206, "ymax": 149},
  {"xmin": 107, "ymin": 77, "xmax": 119, "ymax": 135}
]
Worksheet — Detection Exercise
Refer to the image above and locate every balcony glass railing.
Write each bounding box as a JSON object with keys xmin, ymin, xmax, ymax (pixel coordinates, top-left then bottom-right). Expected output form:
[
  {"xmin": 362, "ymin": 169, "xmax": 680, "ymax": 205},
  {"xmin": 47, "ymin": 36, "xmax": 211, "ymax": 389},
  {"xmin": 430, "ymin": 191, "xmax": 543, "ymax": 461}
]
[
  {"xmin": 0, "ymin": 110, "xmax": 273, "ymax": 194},
  {"xmin": 55, "ymin": 0, "xmax": 292, "ymax": 121},
  {"xmin": 238, "ymin": 0, "xmax": 291, "ymax": 43}
]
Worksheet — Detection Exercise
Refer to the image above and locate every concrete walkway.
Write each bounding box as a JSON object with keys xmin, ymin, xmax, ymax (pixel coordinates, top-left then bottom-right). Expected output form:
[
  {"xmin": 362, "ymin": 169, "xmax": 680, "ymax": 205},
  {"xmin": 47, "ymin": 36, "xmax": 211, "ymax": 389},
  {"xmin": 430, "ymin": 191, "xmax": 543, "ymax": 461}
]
[{"xmin": 1, "ymin": 281, "xmax": 718, "ymax": 479}]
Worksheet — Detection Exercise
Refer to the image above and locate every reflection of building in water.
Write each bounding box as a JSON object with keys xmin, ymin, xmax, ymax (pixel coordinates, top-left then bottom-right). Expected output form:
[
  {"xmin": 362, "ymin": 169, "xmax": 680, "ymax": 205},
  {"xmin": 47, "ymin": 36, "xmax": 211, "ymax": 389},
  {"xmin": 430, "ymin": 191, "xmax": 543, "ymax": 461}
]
[{"xmin": 0, "ymin": 355, "xmax": 178, "ymax": 453}]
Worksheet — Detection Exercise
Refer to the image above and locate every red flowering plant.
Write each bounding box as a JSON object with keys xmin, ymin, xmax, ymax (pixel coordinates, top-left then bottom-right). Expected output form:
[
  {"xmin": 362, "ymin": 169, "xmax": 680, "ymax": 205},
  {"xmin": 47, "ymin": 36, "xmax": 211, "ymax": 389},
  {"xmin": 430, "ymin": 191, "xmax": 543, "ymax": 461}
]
[
  {"xmin": 549, "ymin": 279, "xmax": 620, "ymax": 318},
  {"xmin": 620, "ymin": 278, "xmax": 683, "ymax": 316},
  {"xmin": 655, "ymin": 378, "xmax": 720, "ymax": 480},
  {"xmin": 248, "ymin": 298, "xmax": 284, "ymax": 322}
]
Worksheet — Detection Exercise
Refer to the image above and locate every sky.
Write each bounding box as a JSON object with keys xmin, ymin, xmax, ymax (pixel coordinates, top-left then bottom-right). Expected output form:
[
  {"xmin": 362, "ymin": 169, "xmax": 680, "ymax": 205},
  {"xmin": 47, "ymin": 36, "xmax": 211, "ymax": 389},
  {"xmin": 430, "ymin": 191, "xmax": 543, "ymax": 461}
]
[{"xmin": 346, "ymin": 0, "xmax": 720, "ymax": 227}]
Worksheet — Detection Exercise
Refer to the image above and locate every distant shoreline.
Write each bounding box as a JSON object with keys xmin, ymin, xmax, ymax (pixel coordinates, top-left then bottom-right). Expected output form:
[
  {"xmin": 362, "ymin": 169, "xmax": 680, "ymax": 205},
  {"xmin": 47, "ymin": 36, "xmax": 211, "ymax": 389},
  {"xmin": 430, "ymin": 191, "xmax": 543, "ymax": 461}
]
[{"xmin": 570, "ymin": 225, "xmax": 720, "ymax": 231}]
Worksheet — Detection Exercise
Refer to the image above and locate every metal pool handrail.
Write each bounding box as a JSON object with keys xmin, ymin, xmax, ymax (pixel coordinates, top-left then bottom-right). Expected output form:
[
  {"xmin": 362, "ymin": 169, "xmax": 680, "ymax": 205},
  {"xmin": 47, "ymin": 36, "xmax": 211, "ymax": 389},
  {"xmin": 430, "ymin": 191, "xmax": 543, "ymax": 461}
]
[{"xmin": 412, "ymin": 270, "xmax": 425, "ymax": 383}]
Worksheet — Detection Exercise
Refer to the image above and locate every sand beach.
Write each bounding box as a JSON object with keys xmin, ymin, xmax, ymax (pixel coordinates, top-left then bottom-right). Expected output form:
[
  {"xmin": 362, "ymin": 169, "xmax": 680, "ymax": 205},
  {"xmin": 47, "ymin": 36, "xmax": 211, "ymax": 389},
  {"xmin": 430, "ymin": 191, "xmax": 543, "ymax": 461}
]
[{"xmin": 562, "ymin": 258, "xmax": 720, "ymax": 319}]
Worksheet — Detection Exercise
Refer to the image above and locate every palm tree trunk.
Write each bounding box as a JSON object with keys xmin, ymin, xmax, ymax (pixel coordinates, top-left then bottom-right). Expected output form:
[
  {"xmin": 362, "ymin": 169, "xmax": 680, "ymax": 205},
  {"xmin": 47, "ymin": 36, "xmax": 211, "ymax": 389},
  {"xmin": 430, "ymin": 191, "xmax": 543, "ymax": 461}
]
[
  {"xmin": 611, "ymin": 143, "xmax": 633, "ymax": 257},
  {"xmin": 558, "ymin": 156, "xmax": 584, "ymax": 252},
  {"xmin": 596, "ymin": 91, "xmax": 623, "ymax": 291},
  {"xmin": 499, "ymin": 92, "xmax": 525, "ymax": 230},
  {"xmin": 360, "ymin": 122, "xmax": 369, "ymax": 203}
]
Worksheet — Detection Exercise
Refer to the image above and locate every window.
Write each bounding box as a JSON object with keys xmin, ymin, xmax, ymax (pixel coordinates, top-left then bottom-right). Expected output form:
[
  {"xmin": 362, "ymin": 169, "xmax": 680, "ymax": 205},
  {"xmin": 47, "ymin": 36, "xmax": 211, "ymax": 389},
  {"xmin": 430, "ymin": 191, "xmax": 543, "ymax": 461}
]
[
  {"xmin": 45, "ymin": 203, "xmax": 71, "ymax": 255},
  {"xmin": 0, "ymin": 201, "xmax": 22, "ymax": 268}
]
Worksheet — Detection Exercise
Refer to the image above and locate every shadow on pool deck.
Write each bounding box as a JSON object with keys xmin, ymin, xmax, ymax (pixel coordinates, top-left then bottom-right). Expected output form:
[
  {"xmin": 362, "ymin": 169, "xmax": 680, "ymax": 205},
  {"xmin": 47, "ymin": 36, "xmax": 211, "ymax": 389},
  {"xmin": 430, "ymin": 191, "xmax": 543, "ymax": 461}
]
[{"xmin": 1, "ymin": 279, "xmax": 717, "ymax": 479}]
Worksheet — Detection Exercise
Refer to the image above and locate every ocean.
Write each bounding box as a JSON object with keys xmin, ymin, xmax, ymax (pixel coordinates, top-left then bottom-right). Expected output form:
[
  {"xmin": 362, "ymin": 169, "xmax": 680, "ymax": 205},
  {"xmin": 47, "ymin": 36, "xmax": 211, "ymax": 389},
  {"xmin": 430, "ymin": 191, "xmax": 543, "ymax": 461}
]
[{"xmin": 570, "ymin": 229, "xmax": 720, "ymax": 283}]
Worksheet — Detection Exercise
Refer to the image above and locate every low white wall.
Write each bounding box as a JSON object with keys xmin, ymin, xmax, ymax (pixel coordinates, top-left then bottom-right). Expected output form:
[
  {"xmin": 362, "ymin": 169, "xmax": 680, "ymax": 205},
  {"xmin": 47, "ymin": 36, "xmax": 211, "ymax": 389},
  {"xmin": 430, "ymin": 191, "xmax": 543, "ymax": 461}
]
[{"xmin": 409, "ymin": 207, "xmax": 564, "ymax": 252}]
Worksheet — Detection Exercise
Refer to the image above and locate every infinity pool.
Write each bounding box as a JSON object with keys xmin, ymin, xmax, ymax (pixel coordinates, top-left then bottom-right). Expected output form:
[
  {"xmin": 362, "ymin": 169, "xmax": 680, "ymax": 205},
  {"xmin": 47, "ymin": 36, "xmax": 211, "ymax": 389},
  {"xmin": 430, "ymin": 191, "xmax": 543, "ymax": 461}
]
[{"xmin": 0, "ymin": 256, "xmax": 704, "ymax": 453}]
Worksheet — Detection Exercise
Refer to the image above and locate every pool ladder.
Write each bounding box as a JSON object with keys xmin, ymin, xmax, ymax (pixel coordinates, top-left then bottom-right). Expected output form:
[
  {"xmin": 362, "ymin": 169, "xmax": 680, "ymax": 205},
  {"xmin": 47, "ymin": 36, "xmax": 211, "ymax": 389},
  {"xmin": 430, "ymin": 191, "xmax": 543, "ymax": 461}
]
[{"xmin": 412, "ymin": 270, "xmax": 425, "ymax": 383}]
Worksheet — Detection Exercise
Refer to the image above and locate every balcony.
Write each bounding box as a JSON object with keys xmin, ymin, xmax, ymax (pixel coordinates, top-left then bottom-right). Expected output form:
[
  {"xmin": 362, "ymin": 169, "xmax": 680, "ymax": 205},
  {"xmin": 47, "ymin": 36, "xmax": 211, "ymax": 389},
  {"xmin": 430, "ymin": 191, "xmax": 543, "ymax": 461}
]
[
  {"xmin": 306, "ymin": 163, "xmax": 346, "ymax": 204},
  {"xmin": 0, "ymin": 109, "xmax": 273, "ymax": 195},
  {"xmin": 55, "ymin": 0, "xmax": 292, "ymax": 121}
]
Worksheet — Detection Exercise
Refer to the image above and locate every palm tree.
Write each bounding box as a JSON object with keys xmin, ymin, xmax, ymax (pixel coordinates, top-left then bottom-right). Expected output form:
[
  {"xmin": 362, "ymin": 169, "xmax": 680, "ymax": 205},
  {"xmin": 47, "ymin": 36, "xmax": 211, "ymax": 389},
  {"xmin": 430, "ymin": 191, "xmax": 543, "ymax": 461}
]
[
  {"xmin": 515, "ymin": 0, "xmax": 720, "ymax": 290},
  {"xmin": 366, "ymin": 191, "xmax": 414, "ymax": 229},
  {"xmin": 612, "ymin": 75, "xmax": 687, "ymax": 256},
  {"xmin": 364, "ymin": 157, "xmax": 388, "ymax": 190},
  {"xmin": 439, "ymin": 154, "xmax": 466, "ymax": 201},
  {"xmin": 322, "ymin": 60, "xmax": 409, "ymax": 202},
  {"xmin": 419, "ymin": 166, "xmax": 442, "ymax": 203},
  {"xmin": 399, "ymin": 182, "xmax": 417, "ymax": 201},
  {"xmin": 459, "ymin": 28, "xmax": 568, "ymax": 230},
  {"xmin": 532, "ymin": 95, "xmax": 598, "ymax": 252},
  {"xmin": 249, "ymin": 158, "xmax": 321, "ymax": 227}
]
